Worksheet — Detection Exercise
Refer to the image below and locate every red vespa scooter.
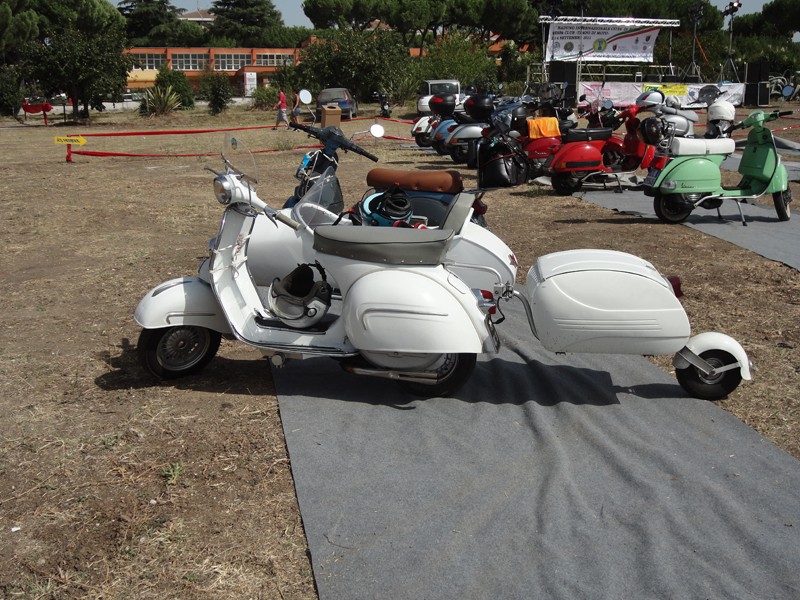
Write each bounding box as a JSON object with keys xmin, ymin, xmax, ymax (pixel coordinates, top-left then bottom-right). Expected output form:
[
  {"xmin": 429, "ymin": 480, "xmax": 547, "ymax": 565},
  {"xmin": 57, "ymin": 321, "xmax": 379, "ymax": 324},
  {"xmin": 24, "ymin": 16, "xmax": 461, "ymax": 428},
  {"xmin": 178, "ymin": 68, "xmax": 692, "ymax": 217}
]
[{"xmin": 544, "ymin": 101, "xmax": 655, "ymax": 195}]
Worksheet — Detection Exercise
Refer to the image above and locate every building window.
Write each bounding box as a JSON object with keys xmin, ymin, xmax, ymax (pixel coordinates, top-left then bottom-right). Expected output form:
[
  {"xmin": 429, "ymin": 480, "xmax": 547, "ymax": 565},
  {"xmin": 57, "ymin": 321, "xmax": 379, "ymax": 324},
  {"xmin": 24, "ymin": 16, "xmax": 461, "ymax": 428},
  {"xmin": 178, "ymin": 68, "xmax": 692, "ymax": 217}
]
[
  {"xmin": 214, "ymin": 53, "xmax": 252, "ymax": 71},
  {"xmin": 172, "ymin": 53, "xmax": 209, "ymax": 71},
  {"xmin": 131, "ymin": 53, "xmax": 167, "ymax": 70},
  {"xmin": 255, "ymin": 53, "xmax": 295, "ymax": 67}
]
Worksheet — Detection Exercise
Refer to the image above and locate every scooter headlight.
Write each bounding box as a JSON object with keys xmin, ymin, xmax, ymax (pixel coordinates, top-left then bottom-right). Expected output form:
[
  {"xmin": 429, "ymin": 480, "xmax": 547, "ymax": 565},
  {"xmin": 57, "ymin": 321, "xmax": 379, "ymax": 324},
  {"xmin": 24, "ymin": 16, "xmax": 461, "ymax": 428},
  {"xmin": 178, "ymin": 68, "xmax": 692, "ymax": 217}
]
[{"xmin": 214, "ymin": 176, "xmax": 233, "ymax": 205}]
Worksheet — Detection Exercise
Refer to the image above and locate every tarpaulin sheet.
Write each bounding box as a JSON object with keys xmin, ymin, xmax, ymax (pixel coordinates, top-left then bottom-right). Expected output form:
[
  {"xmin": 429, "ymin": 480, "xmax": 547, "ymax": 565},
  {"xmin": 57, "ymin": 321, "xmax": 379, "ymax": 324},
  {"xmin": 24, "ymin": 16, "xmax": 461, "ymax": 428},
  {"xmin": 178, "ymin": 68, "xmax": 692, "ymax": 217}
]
[{"xmin": 275, "ymin": 300, "xmax": 800, "ymax": 600}]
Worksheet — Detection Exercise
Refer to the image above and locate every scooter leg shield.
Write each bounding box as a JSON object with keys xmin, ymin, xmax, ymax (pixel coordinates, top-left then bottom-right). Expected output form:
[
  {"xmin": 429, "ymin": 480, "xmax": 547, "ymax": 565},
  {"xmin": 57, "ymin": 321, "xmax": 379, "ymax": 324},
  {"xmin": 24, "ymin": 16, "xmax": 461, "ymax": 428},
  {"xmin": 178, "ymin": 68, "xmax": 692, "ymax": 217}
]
[
  {"xmin": 134, "ymin": 276, "xmax": 232, "ymax": 334},
  {"xmin": 343, "ymin": 270, "xmax": 490, "ymax": 354},
  {"xmin": 673, "ymin": 331, "xmax": 752, "ymax": 380}
]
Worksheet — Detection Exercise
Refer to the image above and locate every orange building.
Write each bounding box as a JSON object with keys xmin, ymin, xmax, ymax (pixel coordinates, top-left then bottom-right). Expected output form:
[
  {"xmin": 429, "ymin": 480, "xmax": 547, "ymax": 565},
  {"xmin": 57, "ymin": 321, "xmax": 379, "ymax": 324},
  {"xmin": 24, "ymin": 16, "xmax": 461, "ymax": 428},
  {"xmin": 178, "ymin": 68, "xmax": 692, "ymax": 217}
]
[{"xmin": 124, "ymin": 47, "xmax": 299, "ymax": 92}]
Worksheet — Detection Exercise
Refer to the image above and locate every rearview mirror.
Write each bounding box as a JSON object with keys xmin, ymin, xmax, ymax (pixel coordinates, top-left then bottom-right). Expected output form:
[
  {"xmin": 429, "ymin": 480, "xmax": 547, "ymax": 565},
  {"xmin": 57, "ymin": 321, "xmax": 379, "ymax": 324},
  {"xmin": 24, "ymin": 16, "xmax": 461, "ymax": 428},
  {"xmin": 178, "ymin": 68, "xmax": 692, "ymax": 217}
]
[
  {"xmin": 299, "ymin": 89, "xmax": 313, "ymax": 104},
  {"xmin": 369, "ymin": 123, "xmax": 385, "ymax": 138}
]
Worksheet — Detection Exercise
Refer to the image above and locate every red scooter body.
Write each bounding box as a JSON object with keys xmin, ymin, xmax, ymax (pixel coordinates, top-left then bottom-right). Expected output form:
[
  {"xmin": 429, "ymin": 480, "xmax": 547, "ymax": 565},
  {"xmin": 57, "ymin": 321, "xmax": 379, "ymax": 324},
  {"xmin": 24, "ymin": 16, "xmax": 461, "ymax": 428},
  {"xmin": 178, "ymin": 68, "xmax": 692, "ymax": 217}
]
[{"xmin": 546, "ymin": 104, "xmax": 655, "ymax": 195}]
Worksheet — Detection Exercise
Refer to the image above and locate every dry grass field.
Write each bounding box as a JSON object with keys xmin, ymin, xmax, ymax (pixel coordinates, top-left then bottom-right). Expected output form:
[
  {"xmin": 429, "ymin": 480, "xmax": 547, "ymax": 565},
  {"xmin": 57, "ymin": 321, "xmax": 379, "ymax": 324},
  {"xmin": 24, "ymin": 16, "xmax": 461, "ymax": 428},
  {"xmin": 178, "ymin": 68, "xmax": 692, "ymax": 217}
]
[{"xmin": 1, "ymin": 99, "xmax": 798, "ymax": 598}]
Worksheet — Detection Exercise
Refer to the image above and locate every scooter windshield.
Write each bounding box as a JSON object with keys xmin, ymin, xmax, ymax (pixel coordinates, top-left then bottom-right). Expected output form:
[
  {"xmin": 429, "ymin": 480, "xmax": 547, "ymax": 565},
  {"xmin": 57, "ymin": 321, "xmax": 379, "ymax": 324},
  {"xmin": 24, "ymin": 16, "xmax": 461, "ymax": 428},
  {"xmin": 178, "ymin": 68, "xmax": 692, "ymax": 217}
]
[
  {"xmin": 291, "ymin": 166, "xmax": 346, "ymax": 230},
  {"xmin": 219, "ymin": 133, "xmax": 258, "ymax": 185}
]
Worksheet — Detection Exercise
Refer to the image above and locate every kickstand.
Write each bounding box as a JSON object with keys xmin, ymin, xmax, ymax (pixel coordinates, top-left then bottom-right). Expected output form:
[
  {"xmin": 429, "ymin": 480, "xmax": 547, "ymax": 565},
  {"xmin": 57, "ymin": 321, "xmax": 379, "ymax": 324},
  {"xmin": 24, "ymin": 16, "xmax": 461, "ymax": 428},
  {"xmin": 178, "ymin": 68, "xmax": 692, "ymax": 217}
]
[
  {"xmin": 734, "ymin": 200, "xmax": 748, "ymax": 226},
  {"xmin": 613, "ymin": 174, "xmax": 623, "ymax": 194}
]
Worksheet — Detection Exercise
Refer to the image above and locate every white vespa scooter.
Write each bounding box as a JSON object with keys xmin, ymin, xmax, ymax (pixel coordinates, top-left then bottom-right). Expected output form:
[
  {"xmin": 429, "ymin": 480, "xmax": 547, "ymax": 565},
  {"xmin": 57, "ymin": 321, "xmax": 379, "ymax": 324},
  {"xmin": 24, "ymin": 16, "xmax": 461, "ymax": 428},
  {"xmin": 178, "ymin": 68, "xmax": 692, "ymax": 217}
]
[{"xmin": 135, "ymin": 137, "xmax": 752, "ymax": 400}]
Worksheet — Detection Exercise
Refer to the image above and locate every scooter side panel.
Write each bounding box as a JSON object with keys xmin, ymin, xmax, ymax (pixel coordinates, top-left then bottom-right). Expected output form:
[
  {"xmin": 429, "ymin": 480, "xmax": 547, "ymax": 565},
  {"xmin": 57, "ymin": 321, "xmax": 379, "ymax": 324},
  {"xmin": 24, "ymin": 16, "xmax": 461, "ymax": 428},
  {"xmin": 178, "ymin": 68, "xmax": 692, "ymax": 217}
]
[
  {"xmin": 550, "ymin": 141, "xmax": 605, "ymax": 172},
  {"xmin": 343, "ymin": 269, "xmax": 488, "ymax": 353},
  {"xmin": 528, "ymin": 269, "xmax": 691, "ymax": 355},
  {"xmin": 655, "ymin": 156, "xmax": 724, "ymax": 194},
  {"xmin": 134, "ymin": 276, "xmax": 232, "ymax": 334},
  {"xmin": 445, "ymin": 222, "xmax": 517, "ymax": 292}
]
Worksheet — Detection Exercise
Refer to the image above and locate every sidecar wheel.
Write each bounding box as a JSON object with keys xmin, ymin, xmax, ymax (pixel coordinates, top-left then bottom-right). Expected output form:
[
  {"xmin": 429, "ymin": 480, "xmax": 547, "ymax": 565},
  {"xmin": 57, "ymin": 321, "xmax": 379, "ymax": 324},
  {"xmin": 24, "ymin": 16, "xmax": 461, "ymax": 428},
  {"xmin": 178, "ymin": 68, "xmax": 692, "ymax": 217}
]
[
  {"xmin": 551, "ymin": 173, "xmax": 582, "ymax": 195},
  {"xmin": 773, "ymin": 189, "xmax": 791, "ymax": 221},
  {"xmin": 402, "ymin": 353, "xmax": 477, "ymax": 398},
  {"xmin": 138, "ymin": 326, "xmax": 221, "ymax": 379},
  {"xmin": 653, "ymin": 192, "xmax": 692, "ymax": 223},
  {"xmin": 675, "ymin": 349, "xmax": 742, "ymax": 401}
]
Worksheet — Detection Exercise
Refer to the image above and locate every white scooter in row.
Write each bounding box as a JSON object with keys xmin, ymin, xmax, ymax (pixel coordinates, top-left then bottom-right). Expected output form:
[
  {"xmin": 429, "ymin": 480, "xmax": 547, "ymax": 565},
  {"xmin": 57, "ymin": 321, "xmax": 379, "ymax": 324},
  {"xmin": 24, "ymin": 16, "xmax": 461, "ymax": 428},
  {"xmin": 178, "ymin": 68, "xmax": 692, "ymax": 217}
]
[{"xmin": 134, "ymin": 136, "xmax": 752, "ymax": 399}]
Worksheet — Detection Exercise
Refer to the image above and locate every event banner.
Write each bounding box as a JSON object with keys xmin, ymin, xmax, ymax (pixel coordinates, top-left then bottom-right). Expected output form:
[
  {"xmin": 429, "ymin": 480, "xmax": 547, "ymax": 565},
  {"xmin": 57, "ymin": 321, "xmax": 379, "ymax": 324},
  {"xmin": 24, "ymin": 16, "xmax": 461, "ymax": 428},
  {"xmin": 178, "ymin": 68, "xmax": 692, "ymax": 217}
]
[
  {"xmin": 546, "ymin": 22, "xmax": 662, "ymax": 62},
  {"xmin": 578, "ymin": 81, "xmax": 747, "ymax": 107}
]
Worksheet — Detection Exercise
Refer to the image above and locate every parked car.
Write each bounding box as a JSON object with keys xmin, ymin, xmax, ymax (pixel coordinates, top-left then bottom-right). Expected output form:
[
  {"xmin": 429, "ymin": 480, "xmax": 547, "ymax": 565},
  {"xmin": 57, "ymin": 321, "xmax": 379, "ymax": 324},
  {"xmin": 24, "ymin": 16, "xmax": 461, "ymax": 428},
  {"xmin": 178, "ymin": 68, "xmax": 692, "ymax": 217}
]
[
  {"xmin": 316, "ymin": 88, "xmax": 358, "ymax": 120},
  {"xmin": 417, "ymin": 79, "xmax": 461, "ymax": 114}
]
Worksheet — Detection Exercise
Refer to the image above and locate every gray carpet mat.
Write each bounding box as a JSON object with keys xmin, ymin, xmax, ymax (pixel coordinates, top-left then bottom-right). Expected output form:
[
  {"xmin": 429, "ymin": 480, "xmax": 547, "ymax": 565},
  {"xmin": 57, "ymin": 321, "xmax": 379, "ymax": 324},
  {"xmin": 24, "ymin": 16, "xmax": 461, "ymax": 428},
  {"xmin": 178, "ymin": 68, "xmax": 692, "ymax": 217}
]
[
  {"xmin": 276, "ymin": 300, "xmax": 800, "ymax": 600},
  {"xmin": 563, "ymin": 153, "xmax": 800, "ymax": 271}
]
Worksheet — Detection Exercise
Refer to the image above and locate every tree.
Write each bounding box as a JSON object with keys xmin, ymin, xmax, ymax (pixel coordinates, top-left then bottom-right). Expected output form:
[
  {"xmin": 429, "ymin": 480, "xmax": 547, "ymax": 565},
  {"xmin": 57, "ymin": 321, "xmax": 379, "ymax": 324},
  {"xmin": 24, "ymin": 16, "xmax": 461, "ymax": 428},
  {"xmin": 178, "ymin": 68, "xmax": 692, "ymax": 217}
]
[
  {"xmin": 21, "ymin": 0, "xmax": 134, "ymax": 119},
  {"xmin": 117, "ymin": 0, "xmax": 183, "ymax": 45},
  {"xmin": 302, "ymin": 0, "xmax": 354, "ymax": 29},
  {"xmin": 0, "ymin": 1, "xmax": 39, "ymax": 64},
  {"xmin": 209, "ymin": 0, "xmax": 283, "ymax": 47}
]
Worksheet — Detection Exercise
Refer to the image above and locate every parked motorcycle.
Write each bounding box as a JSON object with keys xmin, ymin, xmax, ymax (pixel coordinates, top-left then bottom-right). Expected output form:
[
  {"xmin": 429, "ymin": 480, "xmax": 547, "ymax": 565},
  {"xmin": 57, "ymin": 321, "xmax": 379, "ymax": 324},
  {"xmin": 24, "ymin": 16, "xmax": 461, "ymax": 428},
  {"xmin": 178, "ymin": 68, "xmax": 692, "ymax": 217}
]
[
  {"xmin": 135, "ymin": 136, "xmax": 752, "ymax": 400},
  {"xmin": 372, "ymin": 91, "xmax": 392, "ymax": 118},
  {"xmin": 411, "ymin": 92, "xmax": 461, "ymax": 149},
  {"xmin": 640, "ymin": 108, "xmax": 793, "ymax": 224}
]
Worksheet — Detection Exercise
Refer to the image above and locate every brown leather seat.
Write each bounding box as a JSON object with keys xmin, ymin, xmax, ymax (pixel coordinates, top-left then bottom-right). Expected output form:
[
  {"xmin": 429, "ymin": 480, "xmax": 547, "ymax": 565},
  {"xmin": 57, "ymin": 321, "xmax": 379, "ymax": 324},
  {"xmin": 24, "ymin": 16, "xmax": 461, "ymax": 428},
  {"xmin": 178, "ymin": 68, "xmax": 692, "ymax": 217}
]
[{"xmin": 366, "ymin": 168, "xmax": 464, "ymax": 195}]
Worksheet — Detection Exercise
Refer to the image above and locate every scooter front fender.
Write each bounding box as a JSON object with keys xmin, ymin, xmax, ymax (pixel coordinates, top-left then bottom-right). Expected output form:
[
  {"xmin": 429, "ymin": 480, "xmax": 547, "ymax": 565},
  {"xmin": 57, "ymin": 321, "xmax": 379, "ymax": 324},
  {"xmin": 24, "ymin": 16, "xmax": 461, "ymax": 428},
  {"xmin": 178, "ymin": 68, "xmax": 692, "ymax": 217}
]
[
  {"xmin": 343, "ymin": 269, "xmax": 492, "ymax": 354},
  {"xmin": 134, "ymin": 276, "xmax": 232, "ymax": 334},
  {"xmin": 674, "ymin": 331, "xmax": 752, "ymax": 380}
]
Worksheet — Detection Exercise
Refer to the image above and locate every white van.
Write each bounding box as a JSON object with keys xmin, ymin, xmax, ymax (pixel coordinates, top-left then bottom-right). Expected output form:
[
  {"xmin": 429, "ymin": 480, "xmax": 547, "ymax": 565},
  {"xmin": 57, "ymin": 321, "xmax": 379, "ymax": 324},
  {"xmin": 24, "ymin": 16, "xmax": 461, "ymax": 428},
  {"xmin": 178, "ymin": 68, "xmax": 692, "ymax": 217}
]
[{"xmin": 417, "ymin": 79, "xmax": 461, "ymax": 114}]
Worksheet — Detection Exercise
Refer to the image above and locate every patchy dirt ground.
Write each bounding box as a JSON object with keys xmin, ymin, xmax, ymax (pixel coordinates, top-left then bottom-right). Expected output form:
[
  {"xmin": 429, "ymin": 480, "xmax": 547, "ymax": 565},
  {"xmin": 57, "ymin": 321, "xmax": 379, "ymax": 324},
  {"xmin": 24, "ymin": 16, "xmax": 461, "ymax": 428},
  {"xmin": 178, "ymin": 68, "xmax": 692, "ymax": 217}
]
[{"xmin": 1, "ymin": 101, "xmax": 798, "ymax": 598}]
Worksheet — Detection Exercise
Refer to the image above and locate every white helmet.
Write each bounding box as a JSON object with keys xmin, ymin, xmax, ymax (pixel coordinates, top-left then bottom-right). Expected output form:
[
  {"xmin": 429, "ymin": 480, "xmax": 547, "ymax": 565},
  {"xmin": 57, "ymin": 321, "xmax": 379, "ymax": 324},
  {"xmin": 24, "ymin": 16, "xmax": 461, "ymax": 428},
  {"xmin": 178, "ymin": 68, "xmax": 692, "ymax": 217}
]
[
  {"xmin": 268, "ymin": 263, "xmax": 332, "ymax": 329},
  {"xmin": 708, "ymin": 100, "xmax": 735, "ymax": 122},
  {"xmin": 664, "ymin": 95, "xmax": 681, "ymax": 108},
  {"xmin": 635, "ymin": 90, "xmax": 665, "ymax": 108}
]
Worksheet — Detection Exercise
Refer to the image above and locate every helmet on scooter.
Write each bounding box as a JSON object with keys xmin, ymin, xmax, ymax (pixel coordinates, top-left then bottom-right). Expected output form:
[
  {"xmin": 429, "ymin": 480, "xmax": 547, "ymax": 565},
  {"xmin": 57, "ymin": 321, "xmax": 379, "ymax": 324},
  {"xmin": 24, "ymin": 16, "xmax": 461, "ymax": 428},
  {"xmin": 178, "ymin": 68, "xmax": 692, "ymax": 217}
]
[
  {"xmin": 358, "ymin": 184, "xmax": 413, "ymax": 226},
  {"xmin": 635, "ymin": 90, "xmax": 665, "ymax": 108},
  {"xmin": 267, "ymin": 262, "xmax": 332, "ymax": 329},
  {"xmin": 664, "ymin": 95, "xmax": 681, "ymax": 109},
  {"xmin": 708, "ymin": 100, "xmax": 735, "ymax": 122},
  {"xmin": 638, "ymin": 116, "xmax": 665, "ymax": 145}
]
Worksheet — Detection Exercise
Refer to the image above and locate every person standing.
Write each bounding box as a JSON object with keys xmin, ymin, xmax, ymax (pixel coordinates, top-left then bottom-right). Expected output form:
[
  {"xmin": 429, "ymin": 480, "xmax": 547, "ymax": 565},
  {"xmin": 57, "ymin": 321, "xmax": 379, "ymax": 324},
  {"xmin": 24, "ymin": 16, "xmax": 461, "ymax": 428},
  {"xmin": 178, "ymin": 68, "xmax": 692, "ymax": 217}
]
[
  {"xmin": 274, "ymin": 86, "xmax": 288, "ymax": 128},
  {"xmin": 290, "ymin": 89, "xmax": 301, "ymax": 124}
]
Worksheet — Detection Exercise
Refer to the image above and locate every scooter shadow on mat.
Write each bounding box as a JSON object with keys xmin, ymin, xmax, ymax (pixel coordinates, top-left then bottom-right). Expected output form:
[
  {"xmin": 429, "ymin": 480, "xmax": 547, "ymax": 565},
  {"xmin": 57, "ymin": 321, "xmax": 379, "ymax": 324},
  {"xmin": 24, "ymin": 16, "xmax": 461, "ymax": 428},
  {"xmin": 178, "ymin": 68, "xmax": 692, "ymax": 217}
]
[{"xmin": 273, "ymin": 354, "xmax": 684, "ymax": 408}]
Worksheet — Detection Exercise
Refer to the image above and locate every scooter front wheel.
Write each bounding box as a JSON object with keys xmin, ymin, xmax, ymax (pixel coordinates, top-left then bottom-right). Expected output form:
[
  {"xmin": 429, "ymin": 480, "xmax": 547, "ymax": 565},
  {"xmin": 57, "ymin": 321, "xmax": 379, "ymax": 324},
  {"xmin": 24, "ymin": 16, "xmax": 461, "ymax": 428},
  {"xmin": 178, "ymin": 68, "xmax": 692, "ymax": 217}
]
[
  {"xmin": 653, "ymin": 192, "xmax": 693, "ymax": 224},
  {"xmin": 138, "ymin": 326, "xmax": 221, "ymax": 379},
  {"xmin": 402, "ymin": 353, "xmax": 477, "ymax": 398},
  {"xmin": 773, "ymin": 189, "xmax": 791, "ymax": 221},
  {"xmin": 675, "ymin": 349, "xmax": 742, "ymax": 400}
]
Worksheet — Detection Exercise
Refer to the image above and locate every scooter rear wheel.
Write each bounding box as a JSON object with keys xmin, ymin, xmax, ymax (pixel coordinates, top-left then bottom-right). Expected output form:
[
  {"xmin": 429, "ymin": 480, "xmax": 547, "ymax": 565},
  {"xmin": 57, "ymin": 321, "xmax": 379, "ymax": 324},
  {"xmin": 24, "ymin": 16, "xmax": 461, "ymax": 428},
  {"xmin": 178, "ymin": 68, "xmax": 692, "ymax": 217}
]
[
  {"xmin": 675, "ymin": 349, "xmax": 742, "ymax": 400},
  {"xmin": 414, "ymin": 133, "xmax": 432, "ymax": 148},
  {"xmin": 551, "ymin": 173, "xmax": 582, "ymax": 195},
  {"xmin": 449, "ymin": 145, "xmax": 468, "ymax": 164},
  {"xmin": 402, "ymin": 353, "xmax": 477, "ymax": 398},
  {"xmin": 773, "ymin": 189, "xmax": 791, "ymax": 221},
  {"xmin": 653, "ymin": 192, "xmax": 692, "ymax": 224},
  {"xmin": 138, "ymin": 326, "xmax": 221, "ymax": 379}
]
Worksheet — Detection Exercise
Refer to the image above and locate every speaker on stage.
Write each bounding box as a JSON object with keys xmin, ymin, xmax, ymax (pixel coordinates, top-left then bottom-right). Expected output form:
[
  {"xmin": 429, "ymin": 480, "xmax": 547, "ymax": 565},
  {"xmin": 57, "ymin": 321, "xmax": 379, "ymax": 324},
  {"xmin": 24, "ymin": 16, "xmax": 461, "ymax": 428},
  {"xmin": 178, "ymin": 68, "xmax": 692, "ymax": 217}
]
[
  {"xmin": 549, "ymin": 61, "xmax": 578, "ymax": 105},
  {"xmin": 746, "ymin": 60, "xmax": 769, "ymax": 84},
  {"xmin": 744, "ymin": 81, "xmax": 770, "ymax": 107}
]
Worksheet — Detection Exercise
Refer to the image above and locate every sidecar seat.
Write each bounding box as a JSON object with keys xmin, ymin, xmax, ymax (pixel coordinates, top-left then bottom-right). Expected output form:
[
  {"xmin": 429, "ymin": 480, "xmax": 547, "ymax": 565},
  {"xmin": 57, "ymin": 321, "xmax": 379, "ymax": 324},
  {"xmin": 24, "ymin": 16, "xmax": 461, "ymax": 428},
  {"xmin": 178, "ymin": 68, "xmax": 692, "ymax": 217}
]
[{"xmin": 313, "ymin": 225, "xmax": 453, "ymax": 266}]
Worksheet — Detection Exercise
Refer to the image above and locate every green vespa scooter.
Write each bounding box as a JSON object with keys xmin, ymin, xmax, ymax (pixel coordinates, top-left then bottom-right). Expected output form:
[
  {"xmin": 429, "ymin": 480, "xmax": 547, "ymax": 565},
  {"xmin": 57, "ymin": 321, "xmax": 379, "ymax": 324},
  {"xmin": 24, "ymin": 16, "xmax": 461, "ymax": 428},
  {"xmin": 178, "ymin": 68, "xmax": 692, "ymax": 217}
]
[{"xmin": 641, "ymin": 108, "xmax": 793, "ymax": 225}]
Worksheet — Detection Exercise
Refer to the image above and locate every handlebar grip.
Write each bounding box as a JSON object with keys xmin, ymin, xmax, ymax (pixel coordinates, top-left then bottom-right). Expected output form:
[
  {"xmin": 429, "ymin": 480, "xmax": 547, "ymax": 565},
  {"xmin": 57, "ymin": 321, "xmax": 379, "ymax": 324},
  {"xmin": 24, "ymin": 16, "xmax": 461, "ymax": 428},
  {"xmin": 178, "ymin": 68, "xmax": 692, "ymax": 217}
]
[
  {"xmin": 275, "ymin": 211, "xmax": 302, "ymax": 230},
  {"xmin": 779, "ymin": 111, "xmax": 794, "ymax": 117},
  {"xmin": 361, "ymin": 149, "xmax": 379, "ymax": 162}
]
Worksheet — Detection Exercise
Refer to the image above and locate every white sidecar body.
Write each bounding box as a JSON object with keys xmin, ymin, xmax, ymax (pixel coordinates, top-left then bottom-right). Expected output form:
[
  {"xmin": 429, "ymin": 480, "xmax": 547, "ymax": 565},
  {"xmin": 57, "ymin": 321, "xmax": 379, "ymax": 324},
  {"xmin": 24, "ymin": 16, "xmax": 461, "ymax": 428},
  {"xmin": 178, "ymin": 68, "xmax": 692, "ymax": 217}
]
[{"xmin": 525, "ymin": 249, "xmax": 691, "ymax": 355}]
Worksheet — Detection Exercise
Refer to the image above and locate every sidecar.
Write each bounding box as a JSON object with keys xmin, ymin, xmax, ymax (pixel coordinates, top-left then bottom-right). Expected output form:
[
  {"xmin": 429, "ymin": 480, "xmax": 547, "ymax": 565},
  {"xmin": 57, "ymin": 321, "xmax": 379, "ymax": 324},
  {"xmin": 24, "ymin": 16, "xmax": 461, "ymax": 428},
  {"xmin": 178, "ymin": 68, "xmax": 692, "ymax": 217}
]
[{"xmin": 525, "ymin": 249, "xmax": 691, "ymax": 355}]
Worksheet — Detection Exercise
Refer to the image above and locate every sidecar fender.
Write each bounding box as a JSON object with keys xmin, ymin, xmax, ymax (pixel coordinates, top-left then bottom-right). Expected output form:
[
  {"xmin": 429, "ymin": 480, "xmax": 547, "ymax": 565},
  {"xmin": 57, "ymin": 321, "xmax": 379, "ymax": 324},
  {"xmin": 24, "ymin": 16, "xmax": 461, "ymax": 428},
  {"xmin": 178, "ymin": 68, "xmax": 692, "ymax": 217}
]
[
  {"xmin": 134, "ymin": 276, "xmax": 231, "ymax": 334},
  {"xmin": 343, "ymin": 269, "xmax": 492, "ymax": 354},
  {"xmin": 674, "ymin": 332, "xmax": 752, "ymax": 380}
]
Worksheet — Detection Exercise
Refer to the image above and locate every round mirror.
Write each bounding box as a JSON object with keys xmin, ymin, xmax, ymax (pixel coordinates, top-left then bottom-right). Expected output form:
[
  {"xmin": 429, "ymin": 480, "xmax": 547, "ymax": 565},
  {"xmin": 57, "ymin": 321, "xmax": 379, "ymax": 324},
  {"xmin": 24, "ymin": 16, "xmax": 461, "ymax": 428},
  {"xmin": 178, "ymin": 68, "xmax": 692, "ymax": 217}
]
[
  {"xmin": 369, "ymin": 123, "xmax": 385, "ymax": 138},
  {"xmin": 603, "ymin": 99, "xmax": 614, "ymax": 110},
  {"xmin": 782, "ymin": 85, "xmax": 794, "ymax": 99},
  {"xmin": 299, "ymin": 89, "xmax": 313, "ymax": 104},
  {"xmin": 498, "ymin": 83, "xmax": 504, "ymax": 90}
]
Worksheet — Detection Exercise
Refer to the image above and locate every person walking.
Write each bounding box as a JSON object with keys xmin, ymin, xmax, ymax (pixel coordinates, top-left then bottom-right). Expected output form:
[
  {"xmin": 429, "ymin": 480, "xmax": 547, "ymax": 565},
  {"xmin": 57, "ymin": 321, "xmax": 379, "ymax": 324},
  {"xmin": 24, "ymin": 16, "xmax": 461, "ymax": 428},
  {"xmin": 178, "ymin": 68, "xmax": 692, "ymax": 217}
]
[
  {"xmin": 290, "ymin": 89, "xmax": 301, "ymax": 124},
  {"xmin": 274, "ymin": 86, "xmax": 288, "ymax": 128}
]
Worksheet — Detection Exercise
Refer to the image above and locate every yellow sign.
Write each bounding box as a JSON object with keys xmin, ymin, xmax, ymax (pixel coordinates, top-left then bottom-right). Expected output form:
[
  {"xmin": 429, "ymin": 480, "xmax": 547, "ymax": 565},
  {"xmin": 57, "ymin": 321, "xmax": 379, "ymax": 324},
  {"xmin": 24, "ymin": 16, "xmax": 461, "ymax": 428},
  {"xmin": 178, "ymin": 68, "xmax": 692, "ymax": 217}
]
[{"xmin": 54, "ymin": 135, "xmax": 86, "ymax": 146}]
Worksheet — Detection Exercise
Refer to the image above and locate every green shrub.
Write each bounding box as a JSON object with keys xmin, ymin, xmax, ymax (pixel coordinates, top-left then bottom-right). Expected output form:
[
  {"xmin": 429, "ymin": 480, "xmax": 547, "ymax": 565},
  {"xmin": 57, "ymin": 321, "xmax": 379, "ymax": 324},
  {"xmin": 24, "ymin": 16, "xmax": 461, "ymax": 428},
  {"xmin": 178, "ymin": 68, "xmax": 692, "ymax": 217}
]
[
  {"xmin": 251, "ymin": 86, "xmax": 278, "ymax": 110},
  {"xmin": 0, "ymin": 65, "xmax": 23, "ymax": 117},
  {"xmin": 201, "ymin": 74, "xmax": 234, "ymax": 115},
  {"xmin": 154, "ymin": 65, "xmax": 195, "ymax": 109}
]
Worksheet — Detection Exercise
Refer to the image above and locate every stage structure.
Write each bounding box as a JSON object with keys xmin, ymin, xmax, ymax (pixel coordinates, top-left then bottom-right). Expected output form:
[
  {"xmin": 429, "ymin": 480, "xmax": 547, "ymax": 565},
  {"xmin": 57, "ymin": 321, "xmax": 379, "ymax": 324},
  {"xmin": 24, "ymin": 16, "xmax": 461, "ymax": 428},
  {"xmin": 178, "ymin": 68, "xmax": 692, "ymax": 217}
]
[{"xmin": 538, "ymin": 16, "xmax": 681, "ymax": 103}]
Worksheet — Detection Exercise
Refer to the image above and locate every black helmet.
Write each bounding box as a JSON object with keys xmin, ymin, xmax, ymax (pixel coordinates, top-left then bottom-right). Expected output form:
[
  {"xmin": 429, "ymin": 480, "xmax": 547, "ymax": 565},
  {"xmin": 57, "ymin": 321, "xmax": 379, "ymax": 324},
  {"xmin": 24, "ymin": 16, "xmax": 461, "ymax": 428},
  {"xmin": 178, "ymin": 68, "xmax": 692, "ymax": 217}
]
[
  {"xmin": 638, "ymin": 117, "xmax": 665, "ymax": 146},
  {"xmin": 358, "ymin": 184, "xmax": 413, "ymax": 226}
]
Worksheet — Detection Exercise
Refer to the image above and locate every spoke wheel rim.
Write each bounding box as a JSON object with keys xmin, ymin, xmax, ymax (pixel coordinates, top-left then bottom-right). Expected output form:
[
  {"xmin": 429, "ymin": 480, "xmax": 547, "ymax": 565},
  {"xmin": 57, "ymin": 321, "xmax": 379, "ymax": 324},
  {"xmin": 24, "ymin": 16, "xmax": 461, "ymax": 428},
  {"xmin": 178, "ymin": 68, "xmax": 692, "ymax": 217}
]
[{"xmin": 156, "ymin": 327, "xmax": 212, "ymax": 372}]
